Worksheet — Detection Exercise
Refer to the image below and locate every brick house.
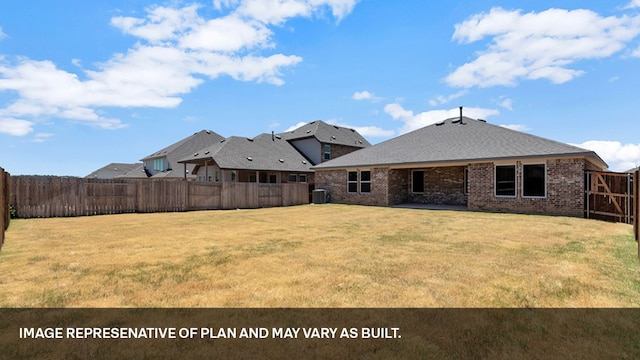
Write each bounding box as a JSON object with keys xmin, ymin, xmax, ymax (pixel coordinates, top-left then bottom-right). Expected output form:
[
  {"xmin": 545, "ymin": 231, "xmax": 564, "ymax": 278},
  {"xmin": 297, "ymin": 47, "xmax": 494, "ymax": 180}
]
[
  {"xmin": 177, "ymin": 121, "xmax": 371, "ymax": 186},
  {"xmin": 313, "ymin": 117, "xmax": 607, "ymax": 217},
  {"xmin": 178, "ymin": 133, "xmax": 314, "ymax": 185},
  {"xmin": 279, "ymin": 120, "xmax": 370, "ymax": 165}
]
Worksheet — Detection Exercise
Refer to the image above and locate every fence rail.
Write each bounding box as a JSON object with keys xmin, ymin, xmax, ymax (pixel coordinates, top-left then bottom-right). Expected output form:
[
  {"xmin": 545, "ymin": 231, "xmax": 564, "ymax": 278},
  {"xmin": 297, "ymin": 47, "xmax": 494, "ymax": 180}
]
[
  {"xmin": 0, "ymin": 167, "xmax": 9, "ymax": 251},
  {"xmin": 10, "ymin": 176, "xmax": 309, "ymax": 219}
]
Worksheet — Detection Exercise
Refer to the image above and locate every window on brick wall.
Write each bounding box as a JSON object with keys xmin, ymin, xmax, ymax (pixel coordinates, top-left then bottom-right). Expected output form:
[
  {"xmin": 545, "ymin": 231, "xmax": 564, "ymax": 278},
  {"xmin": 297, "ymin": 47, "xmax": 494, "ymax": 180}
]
[
  {"xmin": 348, "ymin": 171, "xmax": 358, "ymax": 193},
  {"xmin": 347, "ymin": 170, "xmax": 370, "ymax": 193},
  {"xmin": 360, "ymin": 170, "xmax": 371, "ymax": 193},
  {"xmin": 523, "ymin": 164, "xmax": 546, "ymax": 197},
  {"xmin": 412, "ymin": 170, "xmax": 424, "ymax": 193},
  {"xmin": 495, "ymin": 165, "xmax": 516, "ymax": 197},
  {"xmin": 324, "ymin": 144, "xmax": 331, "ymax": 161}
]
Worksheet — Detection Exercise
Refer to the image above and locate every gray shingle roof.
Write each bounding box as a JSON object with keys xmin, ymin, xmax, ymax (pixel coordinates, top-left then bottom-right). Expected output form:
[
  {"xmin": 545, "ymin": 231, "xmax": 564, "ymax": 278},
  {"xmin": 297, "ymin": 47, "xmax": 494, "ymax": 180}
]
[
  {"xmin": 280, "ymin": 120, "xmax": 371, "ymax": 148},
  {"xmin": 141, "ymin": 130, "xmax": 225, "ymax": 162},
  {"xmin": 314, "ymin": 117, "xmax": 607, "ymax": 170},
  {"xmin": 179, "ymin": 133, "xmax": 313, "ymax": 172},
  {"xmin": 85, "ymin": 163, "xmax": 141, "ymax": 179},
  {"xmin": 139, "ymin": 130, "xmax": 225, "ymax": 178}
]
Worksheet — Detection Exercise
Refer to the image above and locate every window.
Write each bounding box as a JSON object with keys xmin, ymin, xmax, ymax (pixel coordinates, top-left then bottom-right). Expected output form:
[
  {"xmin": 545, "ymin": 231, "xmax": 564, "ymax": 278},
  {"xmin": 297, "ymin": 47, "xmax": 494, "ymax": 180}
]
[
  {"xmin": 289, "ymin": 174, "xmax": 298, "ymax": 182},
  {"xmin": 495, "ymin": 165, "xmax": 516, "ymax": 197},
  {"xmin": 231, "ymin": 171, "xmax": 237, "ymax": 182},
  {"xmin": 324, "ymin": 144, "xmax": 331, "ymax": 160},
  {"xmin": 360, "ymin": 171, "xmax": 371, "ymax": 193},
  {"xmin": 523, "ymin": 164, "xmax": 546, "ymax": 197},
  {"xmin": 299, "ymin": 174, "xmax": 307, "ymax": 183},
  {"xmin": 269, "ymin": 174, "xmax": 277, "ymax": 184},
  {"xmin": 412, "ymin": 170, "xmax": 424, "ymax": 193},
  {"xmin": 347, "ymin": 170, "xmax": 371, "ymax": 194},
  {"xmin": 153, "ymin": 158, "xmax": 164, "ymax": 171},
  {"xmin": 348, "ymin": 171, "xmax": 358, "ymax": 193}
]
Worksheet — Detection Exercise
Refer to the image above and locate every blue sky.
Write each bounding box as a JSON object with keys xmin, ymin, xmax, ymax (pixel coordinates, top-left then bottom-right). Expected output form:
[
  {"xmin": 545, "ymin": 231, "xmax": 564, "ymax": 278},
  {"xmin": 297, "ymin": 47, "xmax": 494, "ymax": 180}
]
[{"xmin": 1, "ymin": 0, "xmax": 640, "ymax": 175}]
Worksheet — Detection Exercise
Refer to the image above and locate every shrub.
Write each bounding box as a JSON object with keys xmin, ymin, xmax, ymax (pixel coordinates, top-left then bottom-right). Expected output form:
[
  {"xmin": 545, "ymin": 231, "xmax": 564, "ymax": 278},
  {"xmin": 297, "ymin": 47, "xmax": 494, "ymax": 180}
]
[{"xmin": 9, "ymin": 204, "xmax": 17, "ymax": 219}]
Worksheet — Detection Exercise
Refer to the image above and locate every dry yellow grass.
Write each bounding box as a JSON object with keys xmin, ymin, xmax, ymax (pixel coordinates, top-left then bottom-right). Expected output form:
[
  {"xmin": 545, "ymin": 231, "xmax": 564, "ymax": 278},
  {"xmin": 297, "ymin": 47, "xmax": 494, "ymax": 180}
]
[{"xmin": 0, "ymin": 204, "xmax": 638, "ymax": 307}]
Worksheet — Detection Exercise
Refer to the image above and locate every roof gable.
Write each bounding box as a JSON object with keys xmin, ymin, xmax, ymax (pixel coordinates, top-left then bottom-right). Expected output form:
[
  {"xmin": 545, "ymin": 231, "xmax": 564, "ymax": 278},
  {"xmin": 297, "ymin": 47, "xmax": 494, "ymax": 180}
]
[
  {"xmin": 85, "ymin": 163, "xmax": 141, "ymax": 179},
  {"xmin": 280, "ymin": 120, "xmax": 370, "ymax": 148},
  {"xmin": 314, "ymin": 117, "xmax": 607, "ymax": 169},
  {"xmin": 141, "ymin": 130, "xmax": 225, "ymax": 162},
  {"xmin": 180, "ymin": 133, "xmax": 313, "ymax": 172}
]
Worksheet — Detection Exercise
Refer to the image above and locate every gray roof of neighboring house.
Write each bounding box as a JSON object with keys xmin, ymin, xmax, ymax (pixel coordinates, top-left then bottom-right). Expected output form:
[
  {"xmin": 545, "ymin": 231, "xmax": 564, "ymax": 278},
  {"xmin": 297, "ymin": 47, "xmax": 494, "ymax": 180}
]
[
  {"xmin": 116, "ymin": 164, "xmax": 151, "ymax": 178},
  {"xmin": 141, "ymin": 130, "xmax": 225, "ymax": 162},
  {"xmin": 179, "ymin": 133, "xmax": 313, "ymax": 172},
  {"xmin": 85, "ymin": 163, "xmax": 141, "ymax": 179},
  {"xmin": 314, "ymin": 117, "xmax": 608, "ymax": 170},
  {"xmin": 139, "ymin": 129, "xmax": 225, "ymax": 178},
  {"xmin": 279, "ymin": 120, "xmax": 371, "ymax": 148}
]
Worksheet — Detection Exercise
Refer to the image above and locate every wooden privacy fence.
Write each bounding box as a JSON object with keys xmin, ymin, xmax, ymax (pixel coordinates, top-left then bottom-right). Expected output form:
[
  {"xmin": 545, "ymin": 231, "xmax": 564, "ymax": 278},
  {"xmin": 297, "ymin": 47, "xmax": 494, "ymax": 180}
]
[
  {"xmin": 586, "ymin": 171, "xmax": 635, "ymax": 224},
  {"xmin": 0, "ymin": 167, "xmax": 9, "ymax": 251},
  {"xmin": 10, "ymin": 176, "xmax": 309, "ymax": 219}
]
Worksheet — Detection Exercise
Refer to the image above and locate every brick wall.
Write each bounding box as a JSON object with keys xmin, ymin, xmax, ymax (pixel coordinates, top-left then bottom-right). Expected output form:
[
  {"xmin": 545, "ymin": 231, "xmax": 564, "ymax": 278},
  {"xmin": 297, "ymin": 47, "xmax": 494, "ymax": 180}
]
[
  {"xmin": 408, "ymin": 166, "xmax": 467, "ymax": 205},
  {"xmin": 321, "ymin": 143, "xmax": 363, "ymax": 163},
  {"xmin": 468, "ymin": 158, "xmax": 588, "ymax": 217},
  {"xmin": 388, "ymin": 169, "xmax": 409, "ymax": 205},
  {"xmin": 315, "ymin": 168, "xmax": 390, "ymax": 206}
]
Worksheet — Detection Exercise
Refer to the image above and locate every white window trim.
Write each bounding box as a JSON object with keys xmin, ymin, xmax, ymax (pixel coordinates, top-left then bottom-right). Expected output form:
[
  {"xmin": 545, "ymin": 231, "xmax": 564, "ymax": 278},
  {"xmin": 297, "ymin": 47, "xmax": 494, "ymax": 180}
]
[
  {"xmin": 346, "ymin": 170, "xmax": 371, "ymax": 194},
  {"xmin": 347, "ymin": 170, "xmax": 358, "ymax": 194},
  {"xmin": 522, "ymin": 163, "xmax": 547, "ymax": 199},
  {"xmin": 494, "ymin": 164, "xmax": 517, "ymax": 198},
  {"xmin": 360, "ymin": 169, "xmax": 371, "ymax": 194}
]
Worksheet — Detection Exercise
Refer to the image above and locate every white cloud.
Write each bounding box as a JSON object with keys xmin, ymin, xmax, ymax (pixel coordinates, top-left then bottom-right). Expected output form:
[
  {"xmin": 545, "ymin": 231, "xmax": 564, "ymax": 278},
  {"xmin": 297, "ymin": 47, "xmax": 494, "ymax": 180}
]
[
  {"xmin": 352, "ymin": 90, "xmax": 381, "ymax": 102},
  {"xmin": 384, "ymin": 103, "xmax": 500, "ymax": 134},
  {"xmin": 0, "ymin": 118, "xmax": 34, "ymax": 136},
  {"xmin": 447, "ymin": 7, "xmax": 640, "ymax": 88},
  {"xmin": 574, "ymin": 140, "xmax": 640, "ymax": 171},
  {"xmin": 0, "ymin": 1, "xmax": 357, "ymax": 135},
  {"xmin": 32, "ymin": 133, "xmax": 54, "ymax": 143},
  {"xmin": 497, "ymin": 97, "xmax": 513, "ymax": 110},
  {"xmin": 284, "ymin": 121, "xmax": 308, "ymax": 132},
  {"xmin": 500, "ymin": 124, "xmax": 530, "ymax": 132},
  {"xmin": 236, "ymin": 0, "xmax": 359, "ymax": 25},
  {"xmin": 428, "ymin": 90, "xmax": 468, "ymax": 106},
  {"xmin": 0, "ymin": 27, "xmax": 7, "ymax": 40},
  {"xmin": 624, "ymin": 0, "xmax": 640, "ymax": 9},
  {"xmin": 326, "ymin": 119, "xmax": 394, "ymax": 138}
]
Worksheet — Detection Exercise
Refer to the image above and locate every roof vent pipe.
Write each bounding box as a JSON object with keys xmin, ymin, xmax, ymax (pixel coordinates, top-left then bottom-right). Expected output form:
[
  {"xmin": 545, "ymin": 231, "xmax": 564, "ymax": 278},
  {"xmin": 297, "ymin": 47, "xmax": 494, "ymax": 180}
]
[{"xmin": 459, "ymin": 106, "xmax": 464, "ymax": 125}]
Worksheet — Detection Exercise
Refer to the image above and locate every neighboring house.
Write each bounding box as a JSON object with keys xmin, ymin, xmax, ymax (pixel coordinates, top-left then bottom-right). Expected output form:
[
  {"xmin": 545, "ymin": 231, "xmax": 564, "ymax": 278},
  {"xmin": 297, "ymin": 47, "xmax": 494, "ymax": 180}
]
[
  {"xmin": 85, "ymin": 163, "xmax": 141, "ymax": 179},
  {"xmin": 279, "ymin": 120, "xmax": 370, "ymax": 165},
  {"xmin": 119, "ymin": 130, "xmax": 225, "ymax": 179},
  {"xmin": 314, "ymin": 117, "xmax": 608, "ymax": 217},
  {"xmin": 178, "ymin": 133, "xmax": 314, "ymax": 184}
]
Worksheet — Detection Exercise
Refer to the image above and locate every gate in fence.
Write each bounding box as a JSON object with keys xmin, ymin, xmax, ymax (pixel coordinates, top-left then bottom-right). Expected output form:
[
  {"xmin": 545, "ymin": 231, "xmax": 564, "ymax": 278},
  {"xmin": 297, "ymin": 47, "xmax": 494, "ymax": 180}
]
[{"xmin": 585, "ymin": 171, "xmax": 634, "ymax": 224}]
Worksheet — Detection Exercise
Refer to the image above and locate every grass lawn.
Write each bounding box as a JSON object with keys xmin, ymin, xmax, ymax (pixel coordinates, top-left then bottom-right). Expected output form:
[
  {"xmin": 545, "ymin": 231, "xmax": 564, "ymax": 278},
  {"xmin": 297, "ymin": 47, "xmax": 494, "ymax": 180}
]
[{"xmin": 0, "ymin": 204, "xmax": 638, "ymax": 307}]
